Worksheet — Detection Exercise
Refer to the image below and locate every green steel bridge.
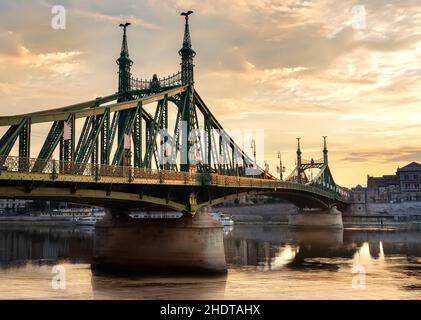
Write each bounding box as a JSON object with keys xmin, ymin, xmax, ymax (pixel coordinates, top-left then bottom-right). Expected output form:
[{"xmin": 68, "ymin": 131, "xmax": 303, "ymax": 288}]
[{"xmin": 0, "ymin": 12, "xmax": 350, "ymax": 214}]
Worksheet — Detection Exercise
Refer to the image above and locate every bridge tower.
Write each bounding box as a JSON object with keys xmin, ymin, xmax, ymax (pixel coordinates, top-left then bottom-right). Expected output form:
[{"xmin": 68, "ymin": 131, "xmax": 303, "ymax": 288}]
[
  {"xmin": 116, "ymin": 22, "xmax": 133, "ymax": 166},
  {"xmin": 179, "ymin": 11, "xmax": 196, "ymax": 85},
  {"xmin": 296, "ymin": 138, "xmax": 302, "ymax": 183},
  {"xmin": 323, "ymin": 136, "xmax": 328, "ymax": 165},
  {"xmin": 179, "ymin": 11, "xmax": 200, "ymax": 172}
]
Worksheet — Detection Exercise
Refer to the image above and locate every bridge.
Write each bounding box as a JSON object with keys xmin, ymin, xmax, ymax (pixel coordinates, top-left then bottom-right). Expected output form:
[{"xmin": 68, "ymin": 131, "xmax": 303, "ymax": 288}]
[
  {"xmin": 0, "ymin": 13, "xmax": 349, "ymax": 214},
  {"xmin": 0, "ymin": 12, "xmax": 351, "ymax": 272}
]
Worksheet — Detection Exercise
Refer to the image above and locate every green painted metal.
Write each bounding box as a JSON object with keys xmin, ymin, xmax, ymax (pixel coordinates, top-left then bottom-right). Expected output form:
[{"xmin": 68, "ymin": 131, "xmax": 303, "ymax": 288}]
[
  {"xmin": 59, "ymin": 114, "xmax": 74, "ymax": 173},
  {"xmin": 111, "ymin": 103, "xmax": 140, "ymax": 167},
  {"xmin": 100, "ymin": 108, "xmax": 110, "ymax": 165},
  {"xmin": 74, "ymin": 111, "xmax": 108, "ymax": 174},
  {"xmin": 32, "ymin": 114, "xmax": 73, "ymax": 172},
  {"xmin": 18, "ymin": 118, "xmax": 31, "ymax": 172},
  {"xmin": 169, "ymin": 93, "xmax": 187, "ymax": 170},
  {"xmin": 143, "ymin": 96, "xmax": 167, "ymax": 168},
  {"xmin": 0, "ymin": 119, "xmax": 27, "ymax": 166},
  {"xmin": 159, "ymin": 96, "xmax": 169, "ymax": 170},
  {"xmin": 132, "ymin": 103, "xmax": 142, "ymax": 167}
]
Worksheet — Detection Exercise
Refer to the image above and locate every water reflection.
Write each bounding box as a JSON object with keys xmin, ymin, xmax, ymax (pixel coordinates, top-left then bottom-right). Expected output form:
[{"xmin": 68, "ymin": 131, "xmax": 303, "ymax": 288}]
[
  {"xmin": 0, "ymin": 223, "xmax": 421, "ymax": 299},
  {"xmin": 225, "ymin": 227, "xmax": 355, "ymax": 271},
  {"xmin": 91, "ymin": 273, "xmax": 228, "ymax": 300},
  {"xmin": 0, "ymin": 225, "xmax": 92, "ymax": 269}
]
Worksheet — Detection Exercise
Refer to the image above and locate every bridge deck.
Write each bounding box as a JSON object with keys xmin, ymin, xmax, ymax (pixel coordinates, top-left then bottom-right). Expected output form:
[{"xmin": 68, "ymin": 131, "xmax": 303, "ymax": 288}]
[{"xmin": 0, "ymin": 156, "xmax": 350, "ymax": 204}]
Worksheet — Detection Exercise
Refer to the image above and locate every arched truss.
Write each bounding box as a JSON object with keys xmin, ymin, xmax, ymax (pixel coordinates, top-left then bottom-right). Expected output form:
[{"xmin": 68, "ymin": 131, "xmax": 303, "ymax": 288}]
[
  {"xmin": 0, "ymin": 83, "xmax": 274, "ymax": 180},
  {"xmin": 285, "ymin": 159, "xmax": 348, "ymax": 200}
]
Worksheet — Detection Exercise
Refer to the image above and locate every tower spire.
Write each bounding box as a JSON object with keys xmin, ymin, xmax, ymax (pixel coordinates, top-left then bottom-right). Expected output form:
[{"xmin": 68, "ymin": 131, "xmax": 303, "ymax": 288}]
[
  {"xmin": 296, "ymin": 138, "xmax": 302, "ymax": 159},
  {"xmin": 296, "ymin": 138, "xmax": 302, "ymax": 183},
  {"xmin": 116, "ymin": 22, "xmax": 133, "ymax": 166},
  {"xmin": 179, "ymin": 11, "xmax": 196, "ymax": 85},
  {"xmin": 323, "ymin": 136, "xmax": 328, "ymax": 165},
  {"xmin": 117, "ymin": 22, "xmax": 133, "ymax": 94}
]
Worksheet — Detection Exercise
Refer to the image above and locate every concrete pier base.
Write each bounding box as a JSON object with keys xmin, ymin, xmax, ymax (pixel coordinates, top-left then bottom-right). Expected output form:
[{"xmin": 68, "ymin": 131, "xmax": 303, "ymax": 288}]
[
  {"xmin": 288, "ymin": 207, "xmax": 343, "ymax": 229},
  {"xmin": 92, "ymin": 210, "xmax": 227, "ymax": 273}
]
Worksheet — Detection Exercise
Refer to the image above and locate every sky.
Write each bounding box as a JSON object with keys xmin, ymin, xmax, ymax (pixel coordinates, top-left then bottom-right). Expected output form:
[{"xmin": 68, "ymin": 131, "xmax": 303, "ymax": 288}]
[{"xmin": 0, "ymin": 0, "xmax": 420, "ymax": 187}]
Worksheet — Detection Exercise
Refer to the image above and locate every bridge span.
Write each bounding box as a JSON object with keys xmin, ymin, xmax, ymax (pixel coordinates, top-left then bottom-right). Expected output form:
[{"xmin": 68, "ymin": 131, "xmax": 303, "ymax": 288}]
[{"xmin": 0, "ymin": 12, "xmax": 351, "ymax": 272}]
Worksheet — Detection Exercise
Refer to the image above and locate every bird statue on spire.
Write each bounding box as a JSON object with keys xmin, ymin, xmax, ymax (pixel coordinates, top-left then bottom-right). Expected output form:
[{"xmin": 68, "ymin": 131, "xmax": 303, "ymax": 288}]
[
  {"xmin": 181, "ymin": 11, "xmax": 194, "ymax": 19},
  {"xmin": 119, "ymin": 22, "xmax": 131, "ymax": 31},
  {"xmin": 179, "ymin": 10, "xmax": 195, "ymax": 85}
]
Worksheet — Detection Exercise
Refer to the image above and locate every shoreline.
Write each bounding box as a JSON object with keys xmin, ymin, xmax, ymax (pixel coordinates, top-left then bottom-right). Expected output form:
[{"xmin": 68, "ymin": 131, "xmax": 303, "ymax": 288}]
[{"xmin": 0, "ymin": 215, "xmax": 420, "ymax": 229}]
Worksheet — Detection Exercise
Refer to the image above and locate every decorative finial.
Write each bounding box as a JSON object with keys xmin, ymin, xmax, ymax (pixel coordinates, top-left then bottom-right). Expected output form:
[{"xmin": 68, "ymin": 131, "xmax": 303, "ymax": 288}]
[
  {"xmin": 119, "ymin": 22, "xmax": 131, "ymax": 32},
  {"xmin": 181, "ymin": 11, "xmax": 194, "ymax": 19}
]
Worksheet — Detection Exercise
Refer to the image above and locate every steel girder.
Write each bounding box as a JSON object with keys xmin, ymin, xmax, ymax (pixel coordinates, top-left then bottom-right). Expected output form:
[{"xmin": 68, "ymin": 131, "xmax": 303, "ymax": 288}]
[{"xmin": 0, "ymin": 119, "xmax": 27, "ymax": 167}]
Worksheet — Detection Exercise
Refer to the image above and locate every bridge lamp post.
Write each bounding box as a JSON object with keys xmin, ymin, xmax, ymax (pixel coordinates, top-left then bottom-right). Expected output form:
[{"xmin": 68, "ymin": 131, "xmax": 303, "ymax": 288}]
[
  {"xmin": 277, "ymin": 151, "xmax": 285, "ymax": 181},
  {"xmin": 251, "ymin": 139, "xmax": 256, "ymax": 177}
]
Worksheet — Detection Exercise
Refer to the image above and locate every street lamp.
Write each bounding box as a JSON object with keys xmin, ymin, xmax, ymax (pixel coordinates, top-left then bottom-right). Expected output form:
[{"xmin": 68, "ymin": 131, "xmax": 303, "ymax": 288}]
[
  {"xmin": 277, "ymin": 151, "xmax": 286, "ymax": 181},
  {"xmin": 251, "ymin": 139, "xmax": 256, "ymax": 165},
  {"xmin": 251, "ymin": 139, "xmax": 256, "ymax": 177}
]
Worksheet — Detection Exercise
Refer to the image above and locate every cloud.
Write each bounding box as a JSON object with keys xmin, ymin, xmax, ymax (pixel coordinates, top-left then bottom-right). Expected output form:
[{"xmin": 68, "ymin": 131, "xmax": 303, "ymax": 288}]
[
  {"xmin": 70, "ymin": 8, "xmax": 160, "ymax": 30},
  {"xmin": 340, "ymin": 147, "xmax": 421, "ymax": 164}
]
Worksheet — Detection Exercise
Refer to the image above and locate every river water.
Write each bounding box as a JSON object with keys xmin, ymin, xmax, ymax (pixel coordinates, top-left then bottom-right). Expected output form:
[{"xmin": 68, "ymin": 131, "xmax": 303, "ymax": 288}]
[{"xmin": 0, "ymin": 223, "xmax": 421, "ymax": 299}]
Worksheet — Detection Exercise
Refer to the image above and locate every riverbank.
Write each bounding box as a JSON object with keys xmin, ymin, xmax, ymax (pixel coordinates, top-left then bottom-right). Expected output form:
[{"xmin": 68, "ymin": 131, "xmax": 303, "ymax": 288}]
[
  {"xmin": 0, "ymin": 216, "xmax": 76, "ymax": 226},
  {"xmin": 2, "ymin": 214, "xmax": 421, "ymax": 228},
  {"xmin": 218, "ymin": 203, "xmax": 421, "ymax": 227}
]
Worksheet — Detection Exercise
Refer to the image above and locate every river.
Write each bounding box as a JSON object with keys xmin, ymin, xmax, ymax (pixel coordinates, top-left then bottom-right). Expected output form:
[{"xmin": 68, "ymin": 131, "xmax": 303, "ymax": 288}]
[{"xmin": 0, "ymin": 223, "xmax": 420, "ymax": 299}]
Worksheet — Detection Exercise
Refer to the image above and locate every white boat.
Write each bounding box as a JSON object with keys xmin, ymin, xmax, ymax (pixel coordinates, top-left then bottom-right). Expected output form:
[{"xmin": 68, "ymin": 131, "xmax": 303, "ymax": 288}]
[
  {"xmin": 92, "ymin": 208, "xmax": 106, "ymax": 217},
  {"xmin": 74, "ymin": 216, "xmax": 101, "ymax": 226},
  {"xmin": 211, "ymin": 212, "xmax": 234, "ymax": 226},
  {"xmin": 72, "ymin": 207, "xmax": 106, "ymax": 226}
]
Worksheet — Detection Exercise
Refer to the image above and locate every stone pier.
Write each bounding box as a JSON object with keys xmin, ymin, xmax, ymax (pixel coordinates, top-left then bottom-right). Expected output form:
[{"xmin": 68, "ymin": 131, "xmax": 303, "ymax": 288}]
[
  {"xmin": 92, "ymin": 209, "xmax": 227, "ymax": 273},
  {"xmin": 288, "ymin": 206, "xmax": 343, "ymax": 229}
]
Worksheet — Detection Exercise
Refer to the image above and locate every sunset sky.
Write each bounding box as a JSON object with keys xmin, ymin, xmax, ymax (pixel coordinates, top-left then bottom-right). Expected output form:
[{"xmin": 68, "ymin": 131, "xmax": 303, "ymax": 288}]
[{"xmin": 0, "ymin": 0, "xmax": 420, "ymax": 187}]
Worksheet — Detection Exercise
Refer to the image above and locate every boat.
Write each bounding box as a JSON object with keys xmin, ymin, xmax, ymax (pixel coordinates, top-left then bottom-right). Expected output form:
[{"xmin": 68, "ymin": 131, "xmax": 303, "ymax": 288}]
[
  {"xmin": 211, "ymin": 212, "xmax": 234, "ymax": 226},
  {"xmin": 74, "ymin": 209, "xmax": 105, "ymax": 226},
  {"xmin": 74, "ymin": 216, "xmax": 101, "ymax": 226}
]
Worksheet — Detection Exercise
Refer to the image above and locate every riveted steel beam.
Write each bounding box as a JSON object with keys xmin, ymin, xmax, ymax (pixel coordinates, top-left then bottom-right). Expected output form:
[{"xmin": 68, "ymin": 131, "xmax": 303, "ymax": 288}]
[{"xmin": 0, "ymin": 86, "xmax": 187, "ymax": 126}]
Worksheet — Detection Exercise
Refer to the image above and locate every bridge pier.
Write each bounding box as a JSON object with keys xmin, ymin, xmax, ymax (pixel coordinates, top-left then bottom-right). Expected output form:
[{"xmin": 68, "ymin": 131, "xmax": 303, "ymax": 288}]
[
  {"xmin": 288, "ymin": 206, "xmax": 343, "ymax": 229},
  {"xmin": 92, "ymin": 208, "xmax": 227, "ymax": 273}
]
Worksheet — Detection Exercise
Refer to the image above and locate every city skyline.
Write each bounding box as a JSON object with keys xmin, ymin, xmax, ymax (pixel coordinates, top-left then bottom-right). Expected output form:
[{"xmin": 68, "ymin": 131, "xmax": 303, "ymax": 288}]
[{"xmin": 0, "ymin": 0, "xmax": 420, "ymax": 187}]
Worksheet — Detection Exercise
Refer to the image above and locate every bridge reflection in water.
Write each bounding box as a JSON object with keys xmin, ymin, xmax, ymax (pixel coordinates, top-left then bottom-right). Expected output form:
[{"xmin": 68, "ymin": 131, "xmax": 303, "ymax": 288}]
[{"xmin": 1, "ymin": 224, "xmax": 421, "ymax": 299}]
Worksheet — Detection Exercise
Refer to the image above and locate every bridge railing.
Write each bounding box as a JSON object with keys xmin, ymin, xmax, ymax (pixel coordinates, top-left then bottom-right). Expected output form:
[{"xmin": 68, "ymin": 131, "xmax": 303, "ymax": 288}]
[
  {"xmin": 0, "ymin": 156, "xmax": 350, "ymax": 202},
  {"xmin": 130, "ymin": 71, "xmax": 182, "ymax": 90}
]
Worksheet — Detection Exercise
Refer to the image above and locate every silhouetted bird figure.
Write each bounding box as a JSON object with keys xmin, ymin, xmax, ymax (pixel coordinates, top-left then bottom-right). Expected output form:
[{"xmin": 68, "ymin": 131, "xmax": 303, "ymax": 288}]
[
  {"xmin": 181, "ymin": 11, "xmax": 193, "ymax": 17},
  {"xmin": 119, "ymin": 22, "xmax": 131, "ymax": 30}
]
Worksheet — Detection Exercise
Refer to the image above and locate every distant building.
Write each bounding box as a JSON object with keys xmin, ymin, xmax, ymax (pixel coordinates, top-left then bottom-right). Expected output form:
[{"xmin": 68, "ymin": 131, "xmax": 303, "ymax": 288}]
[
  {"xmin": 363, "ymin": 161, "xmax": 421, "ymax": 203},
  {"xmin": 350, "ymin": 185, "xmax": 367, "ymax": 203},
  {"xmin": 396, "ymin": 162, "xmax": 421, "ymax": 201},
  {"xmin": 367, "ymin": 174, "xmax": 400, "ymax": 203}
]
